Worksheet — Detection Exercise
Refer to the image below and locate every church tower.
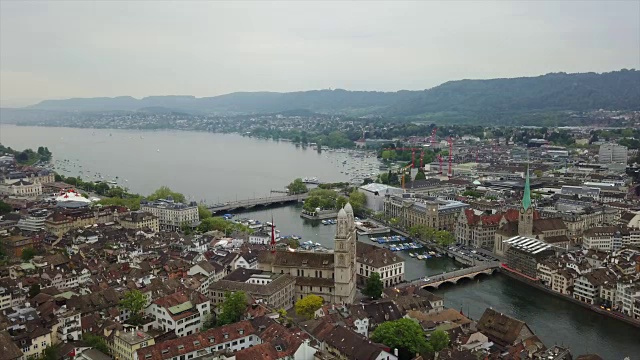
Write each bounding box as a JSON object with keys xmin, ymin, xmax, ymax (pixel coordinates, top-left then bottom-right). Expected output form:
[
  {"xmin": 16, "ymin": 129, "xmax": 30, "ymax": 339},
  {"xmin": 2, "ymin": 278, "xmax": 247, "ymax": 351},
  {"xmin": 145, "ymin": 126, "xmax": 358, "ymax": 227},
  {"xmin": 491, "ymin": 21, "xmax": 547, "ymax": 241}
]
[
  {"xmin": 334, "ymin": 203, "xmax": 357, "ymax": 304},
  {"xmin": 518, "ymin": 165, "xmax": 534, "ymax": 236}
]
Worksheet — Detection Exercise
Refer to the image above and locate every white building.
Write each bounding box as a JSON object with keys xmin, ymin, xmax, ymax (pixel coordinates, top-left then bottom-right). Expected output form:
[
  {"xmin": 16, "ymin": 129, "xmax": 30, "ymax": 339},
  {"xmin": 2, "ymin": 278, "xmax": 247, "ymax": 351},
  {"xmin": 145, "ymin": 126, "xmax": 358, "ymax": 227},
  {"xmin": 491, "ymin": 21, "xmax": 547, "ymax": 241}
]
[
  {"xmin": 140, "ymin": 198, "xmax": 199, "ymax": 232},
  {"xmin": 56, "ymin": 308, "xmax": 82, "ymax": 343},
  {"xmin": 359, "ymin": 183, "xmax": 403, "ymax": 212},
  {"xmin": 598, "ymin": 143, "xmax": 628, "ymax": 164},
  {"xmin": 145, "ymin": 291, "xmax": 211, "ymax": 337},
  {"xmin": 0, "ymin": 180, "xmax": 42, "ymax": 199},
  {"xmin": 17, "ymin": 210, "xmax": 49, "ymax": 232}
]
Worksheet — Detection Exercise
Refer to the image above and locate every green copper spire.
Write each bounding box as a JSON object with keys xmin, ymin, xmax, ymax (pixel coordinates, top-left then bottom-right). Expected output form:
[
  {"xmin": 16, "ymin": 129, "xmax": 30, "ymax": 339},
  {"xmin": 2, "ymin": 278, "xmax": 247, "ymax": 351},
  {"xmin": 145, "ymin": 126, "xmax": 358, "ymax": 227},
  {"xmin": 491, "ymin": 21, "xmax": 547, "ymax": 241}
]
[{"xmin": 522, "ymin": 164, "xmax": 531, "ymax": 211}]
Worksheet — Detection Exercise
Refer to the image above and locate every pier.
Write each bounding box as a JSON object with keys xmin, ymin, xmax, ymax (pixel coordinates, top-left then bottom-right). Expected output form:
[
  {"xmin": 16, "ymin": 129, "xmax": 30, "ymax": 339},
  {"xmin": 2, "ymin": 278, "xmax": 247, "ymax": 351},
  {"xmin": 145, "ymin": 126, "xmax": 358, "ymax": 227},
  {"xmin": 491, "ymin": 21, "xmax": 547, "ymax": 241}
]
[
  {"xmin": 208, "ymin": 194, "xmax": 309, "ymax": 213},
  {"xmin": 400, "ymin": 261, "xmax": 501, "ymax": 289}
]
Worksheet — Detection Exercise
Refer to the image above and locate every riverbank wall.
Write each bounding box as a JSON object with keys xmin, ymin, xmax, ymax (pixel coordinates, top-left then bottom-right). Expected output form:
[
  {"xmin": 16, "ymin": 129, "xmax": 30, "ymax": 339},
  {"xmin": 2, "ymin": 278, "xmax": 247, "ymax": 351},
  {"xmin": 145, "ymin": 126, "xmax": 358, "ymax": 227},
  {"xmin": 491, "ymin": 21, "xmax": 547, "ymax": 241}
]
[{"xmin": 500, "ymin": 269, "xmax": 640, "ymax": 329}]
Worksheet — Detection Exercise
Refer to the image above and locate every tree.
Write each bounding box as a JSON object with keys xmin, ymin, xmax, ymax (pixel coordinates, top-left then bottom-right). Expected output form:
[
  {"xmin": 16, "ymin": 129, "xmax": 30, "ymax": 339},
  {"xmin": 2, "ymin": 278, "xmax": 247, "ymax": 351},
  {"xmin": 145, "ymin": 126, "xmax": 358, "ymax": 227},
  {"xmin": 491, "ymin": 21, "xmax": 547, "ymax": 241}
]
[
  {"xmin": 336, "ymin": 196, "xmax": 348, "ymax": 209},
  {"xmin": 429, "ymin": 329, "xmax": 450, "ymax": 352},
  {"xmin": 201, "ymin": 313, "xmax": 216, "ymax": 330},
  {"xmin": 148, "ymin": 186, "xmax": 186, "ymax": 203},
  {"xmin": 414, "ymin": 170, "xmax": 426, "ymax": 181},
  {"xmin": 435, "ymin": 230, "xmax": 455, "ymax": 246},
  {"xmin": 363, "ymin": 272, "xmax": 383, "ymax": 299},
  {"xmin": 21, "ymin": 247, "xmax": 36, "ymax": 261},
  {"xmin": 370, "ymin": 318, "xmax": 432, "ymax": 360},
  {"xmin": 83, "ymin": 333, "xmax": 110, "ymax": 354},
  {"xmin": 348, "ymin": 190, "xmax": 367, "ymax": 215},
  {"xmin": 181, "ymin": 222, "xmax": 194, "ymax": 235},
  {"xmin": 295, "ymin": 294, "xmax": 323, "ymax": 319},
  {"xmin": 37, "ymin": 345, "xmax": 59, "ymax": 360},
  {"xmin": 533, "ymin": 169, "xmax": 543, "ymax": 178},
  {"xmin": 119, "ymin": 289, "xmax": 146, "ymax": 324},
  {"xmin": 0, "ymin": 200, "xmax": 12, "ymax": 215},
  {"xmin": 29, "ymin": 284, "xmax": 41, "ymax": 298},
  {"xmin": 287, "ymin": 178, "xmax": 308, "ymax": 195},
  {"xmin": 198, "ymin": 217, "xmax": 230, "ymax": 233},
  {"xmin": 198, "ymin": 204, "xmax": 212, "ymax": 219},
  {"xmin": 217, "ymin": 291, "xmax": 247, "ymax": 326}
]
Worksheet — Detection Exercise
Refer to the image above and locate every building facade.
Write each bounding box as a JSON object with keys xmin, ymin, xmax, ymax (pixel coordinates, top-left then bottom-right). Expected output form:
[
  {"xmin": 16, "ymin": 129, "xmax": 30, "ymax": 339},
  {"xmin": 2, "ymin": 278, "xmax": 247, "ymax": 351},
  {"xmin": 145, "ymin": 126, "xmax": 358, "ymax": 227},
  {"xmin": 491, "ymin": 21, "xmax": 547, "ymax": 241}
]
[
  {"xmin": 118, "ymin": 211, "xmax": 160, "ymax": 233},
  {"xmin": 140, "ymin": 198, "xmax": 199, "ymax": 232},
  {"xmin": 384, "ymin": 194, "xmax": 468, "ymax": 231}
]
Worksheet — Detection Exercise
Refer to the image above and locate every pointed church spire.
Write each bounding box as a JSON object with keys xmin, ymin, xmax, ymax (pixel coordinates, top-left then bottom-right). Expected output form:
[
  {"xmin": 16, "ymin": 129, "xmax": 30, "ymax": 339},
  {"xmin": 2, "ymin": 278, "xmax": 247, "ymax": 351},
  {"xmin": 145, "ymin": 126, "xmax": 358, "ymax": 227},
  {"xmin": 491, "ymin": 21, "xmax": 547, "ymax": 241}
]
[{"xmin": 522, "ymin": 164, "xmax": 531, "ymax": 211}]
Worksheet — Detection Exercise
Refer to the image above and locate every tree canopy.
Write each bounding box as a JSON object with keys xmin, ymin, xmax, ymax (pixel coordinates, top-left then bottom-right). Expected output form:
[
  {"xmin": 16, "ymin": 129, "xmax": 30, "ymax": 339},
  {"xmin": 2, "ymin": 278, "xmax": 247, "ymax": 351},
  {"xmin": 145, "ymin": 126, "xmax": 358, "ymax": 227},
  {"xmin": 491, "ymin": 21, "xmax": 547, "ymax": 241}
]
[
  {"xmin": 363, "ymin": 272, "xmax": 383, "ymax": 299},
  {"xmin": 119, "ymin": 289, "xmax": 146, "ymax": 323},
  {"xmin": 0, "ymin": 200, "xmax": 12, "ymax": 215},
  {"xmin": 287, "ymin": 178, "xmax": 308, "ymax": 195},
  {"xmin": 295, "ymin": 294, "xmax": 323, "ymax": 319},
  {"xmin": 429, "ymin": 330, "xmax": 450, "ymax": 352},
  {"xmin": 198, "ymin": 204, "xmax": 212, "ymax": 219},
  {"xmin": 21, "ymin": 247, "xmax": 36, "ymax": 261},
  {"xmin": 348, "ymin": 190, "xmax": 367, "ymax": 215},
  {"xmin": 198, "ymin": 217, "xmax": 252, "ymax": 234},
  {"xmin": 147, "ymin": 186, "xmax": 186, "ymax": 203},
  {"xmin": 83, "ymin": 333, "xmax": 110, "ymax": 354},
  {"xmin": 217, "ymin": 291, "xmax": 247, "ymax": 326},
  {"xmin": 370, "ymin": 318, "xmax": 432, "ymax": 360}
]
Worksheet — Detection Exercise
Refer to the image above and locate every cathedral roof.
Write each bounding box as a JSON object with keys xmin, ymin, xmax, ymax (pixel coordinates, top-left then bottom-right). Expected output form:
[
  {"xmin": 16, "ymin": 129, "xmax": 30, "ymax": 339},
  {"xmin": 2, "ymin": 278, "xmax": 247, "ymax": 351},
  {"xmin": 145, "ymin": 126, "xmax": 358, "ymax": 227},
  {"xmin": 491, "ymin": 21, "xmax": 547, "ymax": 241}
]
[{"xmin": 337, "ymin": 208, "xmax": 347, "ymax": 219}]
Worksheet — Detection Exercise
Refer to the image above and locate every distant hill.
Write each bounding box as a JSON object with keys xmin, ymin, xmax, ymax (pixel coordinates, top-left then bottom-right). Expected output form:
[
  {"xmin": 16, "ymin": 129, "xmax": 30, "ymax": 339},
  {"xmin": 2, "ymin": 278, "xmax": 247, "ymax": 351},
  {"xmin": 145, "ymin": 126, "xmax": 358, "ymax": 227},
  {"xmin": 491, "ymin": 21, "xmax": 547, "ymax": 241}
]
[{"xmin": 24, "ymin": 70, "xmax": 640, "ymax": 121}]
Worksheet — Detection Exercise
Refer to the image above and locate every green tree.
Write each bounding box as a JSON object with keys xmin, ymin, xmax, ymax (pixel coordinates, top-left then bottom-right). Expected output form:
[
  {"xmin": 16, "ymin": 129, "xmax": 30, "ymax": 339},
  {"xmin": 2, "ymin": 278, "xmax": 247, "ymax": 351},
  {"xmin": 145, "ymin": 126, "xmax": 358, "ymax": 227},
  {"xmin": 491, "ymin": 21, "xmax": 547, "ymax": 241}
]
[
  {"xmin": 336, "ymin": 196, "xmax": 348, "ymax": 209},
  {"xmin": 21, "ymin": 247, "xmax": 36, "ymax": 261},
  {"xmin": 363, "ymin": 272, "xmax": 383, "ymax": 299},
  {"xmin": 29, "ymin": 284, "xmax": 41, "ymax": 298},
  {"xmin": 435, "ymin": 230, "xmax": 455, "ymax": 246},
  {"xmin": 37, "ymin": 345, "xmax": 59, "ymax": 360},
  {"xmin": 533, "ymin": 169, "xmax": 543, "ymax": 178},
  {"xmin": 198, "ymin": 204, "xmax": 212, "ymax": 219},
  {"xmin": 0, "ymin": 200, "xmax": 12, "ymax": 215},
  {"xmin": 370, "ymin": 318, "xmax": 432, "ymax": 360},
  {"xmin": 287, "ymin": 178, "xmax": 308, "ymax": 194},
  {"xmin": 198, "ymin": 217, "xmax": 231, "ymax": 233},
  {"xmin": 119, "ymin": 289, "xmax": 147, "ymax": 324},
  {"xmin": 201, "ymin": 313, "xmax": 216, "ymax": 330},
  {"xmin": 148, "ymin": 186, "xmax": 186, "ymax": 203},
  {"xmin": 181, "ymin": 222, "xmax": 194, "ymax": 235},
  {"xmin": 83, "ymin": 333, "xmax": 110, "ymax": 354},
  {"xmin": 429, "ymin": 329, "xmax": 450, "ymax": 352},
  {"xmin": 217, "ymin": 291, "xmax": 247, "ymax": 326},
  {"xmin": 295, "ymin": 294, "xmax": 323, "ymax": 319},
  {"xmin": 414, "ymin": 170, "xmax": 426, "ymax": 181},
  {"xmin": 381, "ymin": 150, "xmax": 397, "ymax": 161},
  {"xmin": 348, "ymin": 190, "xmax": 367, "ymax": 215}
]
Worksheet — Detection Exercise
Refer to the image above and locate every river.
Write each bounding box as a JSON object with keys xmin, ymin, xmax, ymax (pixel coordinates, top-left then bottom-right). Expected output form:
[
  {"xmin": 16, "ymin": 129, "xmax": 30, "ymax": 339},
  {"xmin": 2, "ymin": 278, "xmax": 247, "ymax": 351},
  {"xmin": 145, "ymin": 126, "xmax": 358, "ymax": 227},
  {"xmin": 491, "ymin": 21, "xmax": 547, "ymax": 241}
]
[{"xmin": 1, "ymin": 125, "xmax": 639, "ymax": 358}]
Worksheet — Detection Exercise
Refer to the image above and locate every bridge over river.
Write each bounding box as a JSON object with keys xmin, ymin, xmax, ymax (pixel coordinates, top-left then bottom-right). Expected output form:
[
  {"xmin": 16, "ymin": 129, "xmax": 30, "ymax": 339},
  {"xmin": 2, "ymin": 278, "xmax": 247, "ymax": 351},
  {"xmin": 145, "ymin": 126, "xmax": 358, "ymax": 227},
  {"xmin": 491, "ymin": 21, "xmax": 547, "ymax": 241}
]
[
  {"xmin": 400, "ymin": 261, "xmax": 501, "ymax": 289},
  {"xmin": 208, "ymin": 194, "xmax": 309, "ymax": 213}
]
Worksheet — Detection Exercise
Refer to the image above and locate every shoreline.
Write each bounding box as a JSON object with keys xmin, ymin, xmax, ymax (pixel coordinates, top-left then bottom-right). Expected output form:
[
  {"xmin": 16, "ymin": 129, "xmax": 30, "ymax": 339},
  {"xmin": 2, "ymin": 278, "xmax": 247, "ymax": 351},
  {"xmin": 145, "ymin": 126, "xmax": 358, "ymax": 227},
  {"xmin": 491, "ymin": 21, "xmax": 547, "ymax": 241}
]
[{"xmin": 500, "ymin": 269, "xmax": 640, "ymax": 329}]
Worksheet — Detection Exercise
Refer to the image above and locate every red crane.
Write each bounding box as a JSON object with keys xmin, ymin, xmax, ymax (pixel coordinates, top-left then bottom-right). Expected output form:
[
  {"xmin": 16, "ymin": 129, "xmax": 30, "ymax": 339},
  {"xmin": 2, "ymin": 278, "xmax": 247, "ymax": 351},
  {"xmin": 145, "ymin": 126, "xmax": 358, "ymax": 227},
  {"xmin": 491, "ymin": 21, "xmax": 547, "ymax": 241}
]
[
  {"xmin": 447, "ymin": 137, "xmax": 454, "ymax": 178},
  {"xmin": 383, "ymin": 147, "xmax": 425, "ymax": 168},
  {"xmin": 430, "ymin": 128, "xmax": 438, "ymax": 147}
]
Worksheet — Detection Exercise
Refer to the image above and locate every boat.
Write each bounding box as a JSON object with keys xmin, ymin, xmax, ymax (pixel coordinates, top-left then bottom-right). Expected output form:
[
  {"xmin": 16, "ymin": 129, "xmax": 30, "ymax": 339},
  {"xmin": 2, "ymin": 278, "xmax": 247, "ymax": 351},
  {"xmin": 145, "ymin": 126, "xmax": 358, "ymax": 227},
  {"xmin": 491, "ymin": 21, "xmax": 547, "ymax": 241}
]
[
  {"xmin": 409, "ymin": 253, "xmax": 415, "ymax": 257},
  {"xmin": 417, "ymin": 255, "xmax": 425, "ymax": 260},
  {"xmin": 322, "ymin": 220, "xmax": 329, "ymax": 225}
]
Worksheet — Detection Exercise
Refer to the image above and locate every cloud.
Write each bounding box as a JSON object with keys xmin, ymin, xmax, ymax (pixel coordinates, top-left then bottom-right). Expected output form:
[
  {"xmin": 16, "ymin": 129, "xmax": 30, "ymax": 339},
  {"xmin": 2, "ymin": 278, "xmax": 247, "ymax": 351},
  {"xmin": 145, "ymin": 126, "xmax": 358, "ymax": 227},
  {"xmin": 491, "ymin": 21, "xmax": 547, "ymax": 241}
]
[{"xmin": 1, "ymin": 1, "xmax": 638, "ymax": 104}]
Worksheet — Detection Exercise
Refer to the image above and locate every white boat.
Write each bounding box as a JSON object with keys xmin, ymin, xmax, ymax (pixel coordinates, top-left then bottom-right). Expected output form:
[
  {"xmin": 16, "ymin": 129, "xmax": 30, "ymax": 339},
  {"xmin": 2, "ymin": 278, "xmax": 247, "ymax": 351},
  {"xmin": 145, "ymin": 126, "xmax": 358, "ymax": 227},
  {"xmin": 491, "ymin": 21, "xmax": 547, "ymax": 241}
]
[
  {"xmin": 417, "ymin": 255, "xmax": 425, "ymax": 260},
  {"xmin": 409, "ymin": 252, "xmax": 416, "ymax": 257}
]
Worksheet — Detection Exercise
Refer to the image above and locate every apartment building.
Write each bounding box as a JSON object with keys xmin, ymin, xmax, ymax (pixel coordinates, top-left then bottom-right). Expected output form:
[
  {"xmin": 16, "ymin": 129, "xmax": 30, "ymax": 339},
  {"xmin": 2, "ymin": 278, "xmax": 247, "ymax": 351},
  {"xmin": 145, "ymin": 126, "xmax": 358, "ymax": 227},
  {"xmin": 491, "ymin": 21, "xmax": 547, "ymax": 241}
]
[
  {"xmin": 145, "ymin": 291, "xmax": 211, "ymax": 337},
  {"xmin": 140, "ymin": 198, "xmax": 199, "ymax": 232},
  {"xmin": 208, "ymin": 269, "xmax": 296, "ymax": 310},
  {"xmin": 118, "ymin": 211, "xmax": 160, "ymax": 233}
]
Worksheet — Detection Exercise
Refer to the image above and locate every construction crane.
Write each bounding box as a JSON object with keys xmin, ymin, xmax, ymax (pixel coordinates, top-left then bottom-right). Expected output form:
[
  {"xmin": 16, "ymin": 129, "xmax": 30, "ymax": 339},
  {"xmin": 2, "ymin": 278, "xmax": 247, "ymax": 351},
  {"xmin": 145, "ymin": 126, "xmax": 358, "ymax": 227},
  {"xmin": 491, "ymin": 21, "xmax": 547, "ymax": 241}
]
[
  {"xmin": 383, "ymin": 147, "xmax": 426, "ymax": 169},
  {"xmin": 437, "ymin": 154, "xmax": 443, "ymax": 174},
  {"xmin": 430, "ymin": 128, "xmax": 438, "ymax": 147},
  {"xmin": 399, "ymin": 163, "xmax": 413, "ymax": 190},
  {"xmin": 447, "ymin": 137, "xmax": 454, "ymax": 178}
]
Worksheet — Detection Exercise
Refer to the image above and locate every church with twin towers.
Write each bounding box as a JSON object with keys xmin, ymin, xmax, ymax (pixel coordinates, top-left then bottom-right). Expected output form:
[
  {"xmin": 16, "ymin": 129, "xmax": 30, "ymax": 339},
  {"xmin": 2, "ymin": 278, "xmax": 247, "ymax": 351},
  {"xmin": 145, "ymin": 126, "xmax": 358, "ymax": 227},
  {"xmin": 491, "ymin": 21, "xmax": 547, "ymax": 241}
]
[{"xmin": 258, "ymin": 203, "xmax": 357, "ymax": 304}]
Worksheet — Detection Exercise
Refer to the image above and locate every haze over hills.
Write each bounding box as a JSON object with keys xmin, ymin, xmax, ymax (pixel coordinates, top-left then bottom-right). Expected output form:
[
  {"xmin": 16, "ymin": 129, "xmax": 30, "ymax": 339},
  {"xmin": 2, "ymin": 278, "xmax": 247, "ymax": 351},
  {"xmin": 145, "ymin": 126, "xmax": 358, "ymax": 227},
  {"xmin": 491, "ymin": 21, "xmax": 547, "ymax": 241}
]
[{"xmin": 10, "ymin": 70, "xmax": 640, "ymax": 123}]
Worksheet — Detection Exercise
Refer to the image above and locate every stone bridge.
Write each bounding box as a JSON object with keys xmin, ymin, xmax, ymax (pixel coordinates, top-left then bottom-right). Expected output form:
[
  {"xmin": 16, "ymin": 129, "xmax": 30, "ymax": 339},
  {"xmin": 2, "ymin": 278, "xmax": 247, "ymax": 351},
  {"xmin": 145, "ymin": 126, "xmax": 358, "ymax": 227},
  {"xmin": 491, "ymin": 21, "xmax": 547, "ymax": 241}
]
[
  {"xmin": 208, "ymin": 194, "xmax": 309, "ymax": 213},
  {"xmin": 402, "ymin": 261, "xmax": 501, "ymax": 289}
]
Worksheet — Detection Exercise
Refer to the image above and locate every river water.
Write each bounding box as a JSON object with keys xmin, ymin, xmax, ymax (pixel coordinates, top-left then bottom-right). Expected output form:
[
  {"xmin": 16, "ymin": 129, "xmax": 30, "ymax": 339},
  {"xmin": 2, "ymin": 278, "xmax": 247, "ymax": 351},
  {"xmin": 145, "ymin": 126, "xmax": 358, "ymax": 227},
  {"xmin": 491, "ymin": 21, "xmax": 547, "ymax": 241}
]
[{"xmin": 1, "ymin": 125, "xmax": 638, "ymax": 358}]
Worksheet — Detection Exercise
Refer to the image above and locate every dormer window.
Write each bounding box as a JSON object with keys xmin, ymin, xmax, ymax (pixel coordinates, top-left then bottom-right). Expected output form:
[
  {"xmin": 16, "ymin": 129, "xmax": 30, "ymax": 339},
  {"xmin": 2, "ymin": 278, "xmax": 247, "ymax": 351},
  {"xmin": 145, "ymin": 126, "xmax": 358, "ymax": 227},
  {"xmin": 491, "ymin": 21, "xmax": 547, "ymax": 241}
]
[
  {"xmin": 193, "ymin": 341, "xmax": 200, "ymax": 346},
  {"xmin": 223, "ymin": 333, "xmax": 229, "ymax": 339},
  {"xmin": 178, "ymin": 345, "xmax": 184, "ymax": 350},
  {"xmin": 238, "ymin": 329, "xmax": 244, "ymax": 335}
]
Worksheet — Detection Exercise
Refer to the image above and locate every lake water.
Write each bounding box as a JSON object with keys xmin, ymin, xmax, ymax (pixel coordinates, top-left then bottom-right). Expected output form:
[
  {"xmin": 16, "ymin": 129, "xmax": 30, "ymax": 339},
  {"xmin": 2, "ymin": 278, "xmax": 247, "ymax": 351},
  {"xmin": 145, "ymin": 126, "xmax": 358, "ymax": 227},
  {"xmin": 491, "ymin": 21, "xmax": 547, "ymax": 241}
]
[
  {"xmin": 0, "ymin": 125, "xmax": 379, "ymax": 203},
  {"xmin": 2, "ymin": 125, "xmax": 639, "ymax": 358}
]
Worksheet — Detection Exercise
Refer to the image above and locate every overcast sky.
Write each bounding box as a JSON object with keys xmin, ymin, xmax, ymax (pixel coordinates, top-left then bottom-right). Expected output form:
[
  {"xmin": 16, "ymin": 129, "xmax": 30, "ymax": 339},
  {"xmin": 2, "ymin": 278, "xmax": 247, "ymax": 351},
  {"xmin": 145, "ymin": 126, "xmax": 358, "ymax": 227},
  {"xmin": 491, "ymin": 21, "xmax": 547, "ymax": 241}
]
[{"xmin": 1, "ymin": 1, "xmax": 639, "ymax": 107}]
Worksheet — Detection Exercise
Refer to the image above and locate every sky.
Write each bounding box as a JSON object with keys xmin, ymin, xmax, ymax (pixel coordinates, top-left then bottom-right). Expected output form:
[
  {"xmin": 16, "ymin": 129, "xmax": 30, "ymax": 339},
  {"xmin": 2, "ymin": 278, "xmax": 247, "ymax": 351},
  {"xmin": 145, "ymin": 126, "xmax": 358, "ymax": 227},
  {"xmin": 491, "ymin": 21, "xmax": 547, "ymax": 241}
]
[{"xmin": 1, "ymin": 1, "xmax": 639, "ymax": 107}]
